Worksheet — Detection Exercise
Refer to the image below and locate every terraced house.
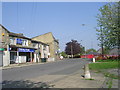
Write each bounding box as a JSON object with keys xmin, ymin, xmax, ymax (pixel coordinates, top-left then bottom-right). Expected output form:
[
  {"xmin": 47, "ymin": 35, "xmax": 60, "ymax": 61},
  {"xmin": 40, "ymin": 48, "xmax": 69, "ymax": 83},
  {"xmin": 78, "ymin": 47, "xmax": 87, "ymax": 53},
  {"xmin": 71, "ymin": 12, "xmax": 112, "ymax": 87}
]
[{"xmin": 0, "ymin": 24, "xmax": 49, "ymax": 66}]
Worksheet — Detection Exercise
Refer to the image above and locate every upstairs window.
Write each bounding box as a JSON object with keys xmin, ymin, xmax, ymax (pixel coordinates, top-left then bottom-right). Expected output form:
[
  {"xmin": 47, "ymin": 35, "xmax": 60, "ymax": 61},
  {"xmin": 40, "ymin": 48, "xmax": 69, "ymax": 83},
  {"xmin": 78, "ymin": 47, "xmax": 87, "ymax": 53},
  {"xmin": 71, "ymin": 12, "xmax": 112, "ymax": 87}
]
[
  {"xmin": 10, "ymin": 37, "xmax": 15, "ymax": 45},
  {"xmin": 33, "ymin": 43, "xmax": 38, "ymax": 48},
  {"xmin": 22, "ymin": 39, "xmax": 28, "ymax": 46}
]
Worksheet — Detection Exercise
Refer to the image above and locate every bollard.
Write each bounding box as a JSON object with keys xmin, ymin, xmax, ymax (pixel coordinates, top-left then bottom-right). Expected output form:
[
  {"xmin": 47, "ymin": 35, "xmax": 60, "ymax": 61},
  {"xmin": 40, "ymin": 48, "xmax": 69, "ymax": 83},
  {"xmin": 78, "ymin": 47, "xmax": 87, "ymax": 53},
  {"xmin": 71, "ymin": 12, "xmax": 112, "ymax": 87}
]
[
  {"xmin": 84, "ymin": 64, "xmax": 91, "ymax": 79},
  {"xmin": 93, "ymin": 58, "xmax": 95, "ymax": 63}
]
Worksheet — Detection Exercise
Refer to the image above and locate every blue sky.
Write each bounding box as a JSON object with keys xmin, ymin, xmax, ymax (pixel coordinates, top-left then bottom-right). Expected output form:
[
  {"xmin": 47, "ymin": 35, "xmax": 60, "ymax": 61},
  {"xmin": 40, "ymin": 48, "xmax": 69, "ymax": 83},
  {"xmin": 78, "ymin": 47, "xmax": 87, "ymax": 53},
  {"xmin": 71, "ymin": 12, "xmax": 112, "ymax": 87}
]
[{"xmin": 2, "ymin": 2, "xmax": 107, "ymax": 51}]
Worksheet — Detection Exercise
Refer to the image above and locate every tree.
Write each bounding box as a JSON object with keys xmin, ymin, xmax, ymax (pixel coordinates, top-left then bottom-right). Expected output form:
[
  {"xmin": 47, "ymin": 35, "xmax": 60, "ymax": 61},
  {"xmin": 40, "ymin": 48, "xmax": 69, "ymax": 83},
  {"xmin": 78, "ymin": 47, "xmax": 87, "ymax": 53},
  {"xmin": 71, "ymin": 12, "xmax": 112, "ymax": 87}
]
[
  {"xmin": 65, "ymin": 40, "xmax": 83, "ymax": 56},
  {"xmin": 59, "ymin": 51, "xmax": 67, "ymax": 58},
  {"xmin": 86, "ymin": 48, "xmax": 97, "ymax": 54},
  {"xmin": 96, "ymin": 2, "xmax": 120, "ymax": 50}
]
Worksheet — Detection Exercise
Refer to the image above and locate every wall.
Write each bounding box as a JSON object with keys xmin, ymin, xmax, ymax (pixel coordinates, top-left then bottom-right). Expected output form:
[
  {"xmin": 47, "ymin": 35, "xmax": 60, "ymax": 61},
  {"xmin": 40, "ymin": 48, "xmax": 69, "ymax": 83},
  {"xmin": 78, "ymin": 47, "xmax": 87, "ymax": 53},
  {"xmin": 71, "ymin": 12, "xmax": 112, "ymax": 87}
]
[
  {"xmin": 32, "ymin": 32, "xmax": 53, "ymax": 44},
  {"xmin": 3, "ymin": 50, "xmax": 10, "ymax": 66},
  {"xmin": 40, "ymin": 44, "xmax": 44, "ymax": 58},
  {"xmin": 0, "ymin": 26, "xmax": 3, "ymax": 66},
  {"xmin": 32, "ymin": 32, "xmax": 59, "ymax": 60},
  {"xmin": 1, "ymin": 27, "xmax": 9, "ymax": 49},
  {"xmin": 0, "ymin": 25, "xmax": 2, "ymax": 48},
  {"xmin": 1, "ymin": 26, "xmax": 10, "ymax": 66}
]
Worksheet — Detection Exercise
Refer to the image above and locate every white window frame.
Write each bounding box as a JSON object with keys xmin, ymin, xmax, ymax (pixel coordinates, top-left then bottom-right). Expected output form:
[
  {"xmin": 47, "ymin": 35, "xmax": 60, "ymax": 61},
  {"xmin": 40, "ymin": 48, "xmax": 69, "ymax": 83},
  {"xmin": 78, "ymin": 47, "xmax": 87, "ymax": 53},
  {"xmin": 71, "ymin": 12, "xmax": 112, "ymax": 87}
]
[
  {"xmin": 10, "ymin": 37, "xmax": 15, "ymax": 45},
  {"xmin": 22, "ymin": 39, "xmax": 28, "ymax": 46}
]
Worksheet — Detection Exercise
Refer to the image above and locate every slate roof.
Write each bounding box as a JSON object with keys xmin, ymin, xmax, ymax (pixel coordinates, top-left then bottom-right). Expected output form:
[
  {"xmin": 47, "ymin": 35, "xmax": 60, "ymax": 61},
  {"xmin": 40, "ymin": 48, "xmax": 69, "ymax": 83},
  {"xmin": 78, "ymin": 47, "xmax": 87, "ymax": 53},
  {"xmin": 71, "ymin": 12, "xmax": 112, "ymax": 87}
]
[
  {"xmin": 109, "ymin": 48, "xmax": 119, "ymax": 55},
  {"xmin": 86, "ymin": 52, "xmax": 101, "ymax": 55}
]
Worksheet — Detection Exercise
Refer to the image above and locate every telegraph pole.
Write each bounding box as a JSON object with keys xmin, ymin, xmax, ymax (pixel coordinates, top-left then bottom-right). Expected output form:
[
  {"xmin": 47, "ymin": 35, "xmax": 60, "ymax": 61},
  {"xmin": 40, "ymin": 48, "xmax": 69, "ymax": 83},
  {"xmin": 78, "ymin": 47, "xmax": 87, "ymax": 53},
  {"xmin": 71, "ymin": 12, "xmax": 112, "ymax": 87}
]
[{"xmin": 71, "ymin": 44, "xmax": 73, "ymax": 58}]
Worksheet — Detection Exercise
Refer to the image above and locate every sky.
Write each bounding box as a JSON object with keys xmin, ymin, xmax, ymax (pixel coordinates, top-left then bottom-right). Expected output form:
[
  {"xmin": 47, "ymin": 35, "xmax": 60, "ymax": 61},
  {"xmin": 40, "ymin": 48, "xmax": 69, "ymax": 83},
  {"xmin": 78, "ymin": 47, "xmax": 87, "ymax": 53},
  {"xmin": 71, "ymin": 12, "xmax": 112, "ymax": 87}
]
[{"xmin": 2, "ymin": 2, "xmax": 107, "ymax": 51}]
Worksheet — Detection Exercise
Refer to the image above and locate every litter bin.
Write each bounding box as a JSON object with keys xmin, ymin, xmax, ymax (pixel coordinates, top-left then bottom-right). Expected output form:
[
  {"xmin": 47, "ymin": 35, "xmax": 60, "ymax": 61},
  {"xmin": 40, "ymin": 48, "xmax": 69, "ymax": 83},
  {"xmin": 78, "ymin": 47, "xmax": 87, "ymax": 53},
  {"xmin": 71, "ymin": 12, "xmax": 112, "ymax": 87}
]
[
  {"xmin": 41, "ymin": 58, "xmax": 46, "ymax": 62},
  {"xmin": 44, "ymin": 58, "xmax": 46, "ymax": 62}
]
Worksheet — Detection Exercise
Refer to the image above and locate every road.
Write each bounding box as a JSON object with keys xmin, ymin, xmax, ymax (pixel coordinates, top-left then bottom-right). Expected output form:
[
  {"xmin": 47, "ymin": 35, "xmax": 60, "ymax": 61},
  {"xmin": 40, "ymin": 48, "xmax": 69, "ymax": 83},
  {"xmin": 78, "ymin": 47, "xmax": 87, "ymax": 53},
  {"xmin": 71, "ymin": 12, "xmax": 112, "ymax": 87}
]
[{"xmin": 2, "ymin": 58, "xmax": 90, "ymax": 88}]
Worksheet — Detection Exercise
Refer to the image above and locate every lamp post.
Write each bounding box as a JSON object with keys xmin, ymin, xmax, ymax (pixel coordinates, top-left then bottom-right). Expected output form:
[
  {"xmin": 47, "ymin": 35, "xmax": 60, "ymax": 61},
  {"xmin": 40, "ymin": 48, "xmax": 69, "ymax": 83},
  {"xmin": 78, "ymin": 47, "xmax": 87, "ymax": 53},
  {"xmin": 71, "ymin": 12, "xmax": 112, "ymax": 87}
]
[
  {"xmin": 81, "ymin": 24, "xmax": 87, "ymax": 58},
  {"xmin": 83, "ymin": 42, "xmax": 86, "ymax": 58},
  {"xmin": 100, "ymin": 25, "xmax": 104, "ymax": 59}
]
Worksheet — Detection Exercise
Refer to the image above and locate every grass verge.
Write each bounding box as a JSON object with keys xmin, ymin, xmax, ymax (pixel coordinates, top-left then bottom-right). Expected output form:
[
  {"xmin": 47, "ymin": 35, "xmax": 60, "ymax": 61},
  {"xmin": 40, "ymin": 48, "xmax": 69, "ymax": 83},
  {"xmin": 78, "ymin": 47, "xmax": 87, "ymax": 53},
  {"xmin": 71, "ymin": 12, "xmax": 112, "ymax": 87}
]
[
  {"xmin": 96, "ymin": 59, "xmax": 119, "ymax": 62},
  {"xmin": 89, "ymin": 61, "xmax": 119, "ymax": 88},
  {"xmin": 89, "ymin": 61, "xmax": 118, "ymax": 70},
  {"xmin": 89, "ymin": 61, "xmax": 119, "ymax": 79}
]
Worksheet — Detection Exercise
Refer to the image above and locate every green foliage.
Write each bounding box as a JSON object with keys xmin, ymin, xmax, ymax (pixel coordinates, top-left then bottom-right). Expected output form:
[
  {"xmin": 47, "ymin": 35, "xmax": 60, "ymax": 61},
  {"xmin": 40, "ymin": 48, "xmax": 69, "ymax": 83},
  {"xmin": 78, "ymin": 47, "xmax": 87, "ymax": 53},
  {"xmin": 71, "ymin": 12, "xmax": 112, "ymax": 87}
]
[
  {"xmin": 86, "ymin": 48, "xmax": 97, "ymax": 54},
  {"xmin": 89, "ymin": 62, "xmax": 118, "ymax": 70},
  {"xmin": 96, "ymin": 59, "xmax": 119, "ymax": 62},
  {"xmin": 96, "ymin": 2, "xmax": 120, "ymax": 49},
  {"xmin": 104, "ymin": 72, "xmax": 120, "ymax": 79},
  {"xmin": 106, "ymin": 79, "xmax": 113, "ymax": 88},
  {"xmin": 59, "ymin": 51, "xmax": 67, "ymax": 58},
  {"xmin": 65, "ymin": 40, "xmax": 84, "ymax": 55}
]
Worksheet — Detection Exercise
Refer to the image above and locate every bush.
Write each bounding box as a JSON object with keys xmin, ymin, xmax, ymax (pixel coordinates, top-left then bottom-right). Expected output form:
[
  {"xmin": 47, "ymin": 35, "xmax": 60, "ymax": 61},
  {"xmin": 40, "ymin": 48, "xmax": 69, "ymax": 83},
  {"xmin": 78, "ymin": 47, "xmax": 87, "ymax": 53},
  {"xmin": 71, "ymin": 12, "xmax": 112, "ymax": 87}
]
[
  {"xmin": 73, "ymin": 55, "xmax": 80, "ymax": 58},
  {"xmin": 95, "ymin": 55, "xmax": 119, "ymax": 60}
]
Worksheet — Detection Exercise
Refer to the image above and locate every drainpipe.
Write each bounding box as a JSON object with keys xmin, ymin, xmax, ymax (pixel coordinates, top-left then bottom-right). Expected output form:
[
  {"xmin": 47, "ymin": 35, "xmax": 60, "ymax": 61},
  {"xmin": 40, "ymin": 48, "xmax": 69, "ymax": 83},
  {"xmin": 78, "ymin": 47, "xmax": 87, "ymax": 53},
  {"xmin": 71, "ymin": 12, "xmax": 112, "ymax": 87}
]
[
  {"xmin": 17, "ymin": 48, "xmax": 19, "ymax": 64},
  {"xmin": 30, "ymin": 52, "xmax": 32, "ymax": 63},
  {"xmin": 7, "ymin": 44, "xmax": 10, "ymax": 65}
]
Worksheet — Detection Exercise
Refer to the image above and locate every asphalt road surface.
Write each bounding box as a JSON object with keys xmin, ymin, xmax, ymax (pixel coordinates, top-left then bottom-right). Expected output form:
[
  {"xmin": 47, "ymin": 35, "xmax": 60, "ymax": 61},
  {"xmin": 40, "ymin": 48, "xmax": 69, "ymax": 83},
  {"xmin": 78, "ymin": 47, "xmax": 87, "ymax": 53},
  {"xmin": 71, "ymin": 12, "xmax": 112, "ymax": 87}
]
[{"xmin": 2, "ymin": 58, "xmax": 90, "ymax": 88}]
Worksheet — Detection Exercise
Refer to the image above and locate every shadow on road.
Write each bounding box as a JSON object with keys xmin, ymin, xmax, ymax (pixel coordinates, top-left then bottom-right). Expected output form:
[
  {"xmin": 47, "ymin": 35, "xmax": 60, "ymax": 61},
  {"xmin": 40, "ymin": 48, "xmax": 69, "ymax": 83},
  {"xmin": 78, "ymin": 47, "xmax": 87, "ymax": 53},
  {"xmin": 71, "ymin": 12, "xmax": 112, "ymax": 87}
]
[{"xmin": 2, "ymin": 80, "xmax": 50, "ymax": 88}]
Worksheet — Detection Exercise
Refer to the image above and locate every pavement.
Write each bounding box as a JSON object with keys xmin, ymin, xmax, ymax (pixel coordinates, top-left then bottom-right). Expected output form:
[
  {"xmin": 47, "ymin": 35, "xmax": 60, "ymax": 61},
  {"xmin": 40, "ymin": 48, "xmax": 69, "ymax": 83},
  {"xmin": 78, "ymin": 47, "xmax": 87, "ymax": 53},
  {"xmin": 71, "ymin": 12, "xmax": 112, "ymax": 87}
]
[
  {"xmin": 1, "ymin": 62, "xmax": 45, "ymax": 70},
  {"xmin": 100, "ymin": 69, "xmax": 119, "ymax": 88},
  {"xmin": 1, "ymin": 60, "xmax": 62, "ymax": 70},
  {"xmin": 28, "ymin": 69, "xmax": 106, "ymax": 88}
]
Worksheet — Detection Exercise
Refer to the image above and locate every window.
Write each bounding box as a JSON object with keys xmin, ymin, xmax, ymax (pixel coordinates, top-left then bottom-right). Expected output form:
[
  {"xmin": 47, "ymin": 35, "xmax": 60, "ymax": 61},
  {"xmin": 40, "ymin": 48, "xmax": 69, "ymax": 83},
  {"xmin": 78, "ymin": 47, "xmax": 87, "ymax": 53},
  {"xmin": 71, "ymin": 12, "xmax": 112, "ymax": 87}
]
[
  {"xmin": 16, "ymin": 38, "xmax": 22, "ymax": 45},
  {"xmin": 33, "ymin": 43, "xmax": 38, "ymax": 48},
  {"xmin": 22, "ymin": 39, "xmax": 28, "ymax": 46},
  {"xmin": 43, "ymin": 45, "xmax": 46, "ymax": 50},
  {"xmin": 10, "ymin": 37, "xmax": 15, "ymax": 45}
]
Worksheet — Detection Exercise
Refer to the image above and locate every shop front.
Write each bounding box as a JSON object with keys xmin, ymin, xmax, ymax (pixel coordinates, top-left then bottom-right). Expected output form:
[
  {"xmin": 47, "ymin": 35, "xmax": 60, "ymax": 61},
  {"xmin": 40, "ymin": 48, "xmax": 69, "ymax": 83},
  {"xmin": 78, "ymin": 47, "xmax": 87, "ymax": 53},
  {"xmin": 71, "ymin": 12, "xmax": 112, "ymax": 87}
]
[
  {"xmin": 18, "ymin": 48, "xmax": 35, "ymax": 63},
  {"xmin": 0, "ymin": 48, "xmax": 4, "ymax": 66},
  {"xmin": 10, "ymin": 46, "xmax": 36, "ymax": 64}
]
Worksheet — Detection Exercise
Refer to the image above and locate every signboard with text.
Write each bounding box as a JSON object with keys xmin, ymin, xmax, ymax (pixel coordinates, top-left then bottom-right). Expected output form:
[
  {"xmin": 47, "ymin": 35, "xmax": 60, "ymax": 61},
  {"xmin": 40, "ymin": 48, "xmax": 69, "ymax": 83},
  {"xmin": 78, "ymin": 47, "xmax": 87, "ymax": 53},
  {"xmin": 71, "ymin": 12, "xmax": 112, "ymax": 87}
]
[
  {"xmin": 18, "ymin": 48, "xmax": 35, "ymax": 52},
  {"xmin": 16, "ymin": 38, "xmax": 22, "ymax": 45}
]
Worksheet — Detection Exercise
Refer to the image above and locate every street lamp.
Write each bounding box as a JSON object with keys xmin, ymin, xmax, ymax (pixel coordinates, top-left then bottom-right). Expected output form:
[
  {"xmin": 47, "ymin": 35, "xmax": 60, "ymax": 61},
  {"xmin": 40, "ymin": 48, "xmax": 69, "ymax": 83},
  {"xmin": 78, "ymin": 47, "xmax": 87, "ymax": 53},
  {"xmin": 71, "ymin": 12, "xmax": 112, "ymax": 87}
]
[{"xmin": 100, "ymin": 25, "xmax": 104, "ymax": 59}]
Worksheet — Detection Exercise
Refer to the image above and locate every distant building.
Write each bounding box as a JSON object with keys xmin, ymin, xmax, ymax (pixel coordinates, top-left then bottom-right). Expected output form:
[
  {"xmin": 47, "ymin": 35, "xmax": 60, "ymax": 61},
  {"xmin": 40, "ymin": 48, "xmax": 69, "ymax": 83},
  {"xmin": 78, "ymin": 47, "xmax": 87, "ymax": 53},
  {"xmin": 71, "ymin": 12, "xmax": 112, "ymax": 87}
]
[
  {"xmin": 109, "ymin": 48, "xmax": 119, "ymax": 55},
  {"xmin": 97, "ymin": 48, "xmax": 102, "ymax": 54},
  {"xmin": 97, "ymin": 47, "xmax": 120, "ymax": 55},
  {"xmin": 32, "ymin": 32, "xmax": 59, "ymax": 61}
]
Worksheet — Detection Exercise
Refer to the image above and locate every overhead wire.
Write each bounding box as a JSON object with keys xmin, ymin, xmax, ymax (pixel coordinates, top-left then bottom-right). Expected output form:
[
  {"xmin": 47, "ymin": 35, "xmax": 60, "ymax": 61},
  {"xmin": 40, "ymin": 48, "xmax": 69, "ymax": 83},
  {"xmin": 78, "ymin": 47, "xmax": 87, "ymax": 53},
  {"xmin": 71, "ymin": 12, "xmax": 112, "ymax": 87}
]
[
  {"xmin": 33, "ymin": 0, "xmax": 38, "ymax": 34},
  {"xmin": 29, "ymin": 0, "xmax": 37, "ymax": 37},
  {"xmin": 17, "ymin": 0, "xmax": 19, "ymax": 32},
  {"xmin": 31, "ymin": 0, "xmax": 35, "ymax": 26}
]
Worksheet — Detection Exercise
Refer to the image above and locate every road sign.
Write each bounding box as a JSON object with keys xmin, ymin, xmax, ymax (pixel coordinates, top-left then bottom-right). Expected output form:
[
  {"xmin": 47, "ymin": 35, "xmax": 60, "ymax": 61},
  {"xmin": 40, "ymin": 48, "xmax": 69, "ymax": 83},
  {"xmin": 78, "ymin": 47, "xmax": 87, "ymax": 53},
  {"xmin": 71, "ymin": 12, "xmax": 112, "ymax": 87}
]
[{"xmin": 0, "ymin": 48, "xmax": 4, "ymax": 51}]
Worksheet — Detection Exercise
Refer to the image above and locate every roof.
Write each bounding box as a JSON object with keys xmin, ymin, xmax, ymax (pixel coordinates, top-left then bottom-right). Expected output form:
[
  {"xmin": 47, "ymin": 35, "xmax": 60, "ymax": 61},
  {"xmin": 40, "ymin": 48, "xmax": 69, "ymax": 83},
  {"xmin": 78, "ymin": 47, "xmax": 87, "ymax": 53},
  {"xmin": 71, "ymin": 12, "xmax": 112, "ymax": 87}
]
[
  {"xmin": 1, "ymin": 24, "xmax": 49, "ymax": 46},
  {"xmin": 10, "ymin": 45, "xmax": 37, "ymax": 49},
  {"xmin": 0, "ymin": 24, "xmax": 31, "ymax": 40},
  {"xmin": 86, "ymin": 52, "xmax": 101, "ymax": 55},
  {"xmin": 0, "ymin": 24, "xmax": 10, "ymax": 33},
  {"xmin": 32, "ymin": 32, "xmax": 59, "ymax": 43},
  {"xmin": 31, "ymin": 39, "xmax": 49, "ymax": 46},
  {"xmin": 32, "ymin": 32, "xmax": 52, "ymax": 39},
  {"xmin": 9, "ymin": 32, "xmax": 31, "ymax": 40},
  {"xmin": 109, "ymin": 48, "xmax": 119, "ymax": 55}
]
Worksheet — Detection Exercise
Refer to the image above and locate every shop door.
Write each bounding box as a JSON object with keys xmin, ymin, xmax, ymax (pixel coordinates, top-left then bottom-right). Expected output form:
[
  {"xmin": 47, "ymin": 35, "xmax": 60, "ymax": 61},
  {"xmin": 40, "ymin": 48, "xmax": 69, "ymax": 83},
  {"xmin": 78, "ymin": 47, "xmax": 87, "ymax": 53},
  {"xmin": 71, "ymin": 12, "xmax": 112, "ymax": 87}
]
[{"xmin": 0, "ymin": 52, "xmax": 3, "ymax": 66}]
